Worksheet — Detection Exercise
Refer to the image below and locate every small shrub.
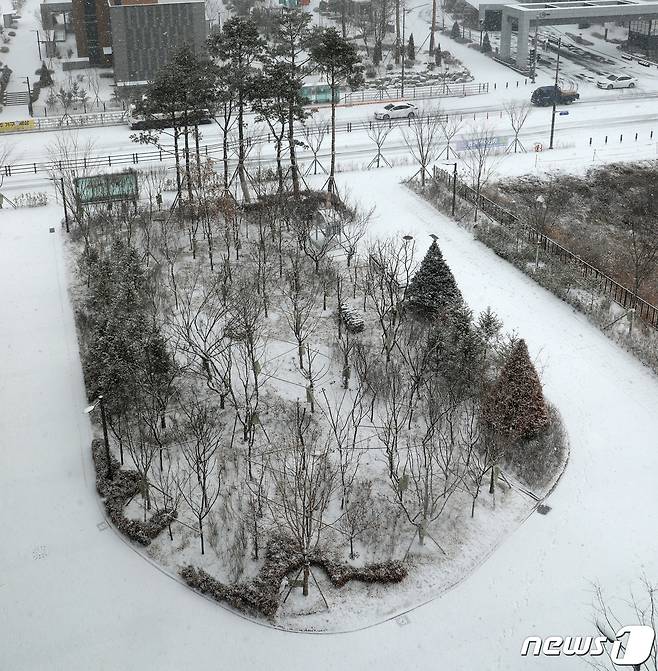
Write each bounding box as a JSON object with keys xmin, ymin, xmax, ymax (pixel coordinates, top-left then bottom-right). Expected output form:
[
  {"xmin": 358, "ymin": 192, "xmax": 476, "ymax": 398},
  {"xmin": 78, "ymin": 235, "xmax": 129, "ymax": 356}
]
[
  {"xmin": 365, "ymin": 66, "xmax": 376, "ymax": 79},
  {"xmin": 14, "ymin": 192, "xmax": 48, "ymax": 208},
  {"xmin": 0, "ymin": 47, "xmax": 9, "ymax": 53}
]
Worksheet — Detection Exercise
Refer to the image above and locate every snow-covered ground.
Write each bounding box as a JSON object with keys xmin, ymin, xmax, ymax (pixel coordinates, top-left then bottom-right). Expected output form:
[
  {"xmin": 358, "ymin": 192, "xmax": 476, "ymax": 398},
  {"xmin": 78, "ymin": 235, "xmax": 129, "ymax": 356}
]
[{"xmin": 2, "ymin": 161, "xmax": 658, "ymax": 669}]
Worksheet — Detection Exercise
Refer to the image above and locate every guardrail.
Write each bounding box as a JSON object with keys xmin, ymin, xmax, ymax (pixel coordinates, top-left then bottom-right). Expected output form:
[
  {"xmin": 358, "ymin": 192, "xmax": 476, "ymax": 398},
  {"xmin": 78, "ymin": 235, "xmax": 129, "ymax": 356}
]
[
  {"xmin": 342, "ymin": 81, "xmax": 490, "ymax": 105},
  {"xmin": 432, "ymin": 166, "xmax": 658, "ymax": 330}
]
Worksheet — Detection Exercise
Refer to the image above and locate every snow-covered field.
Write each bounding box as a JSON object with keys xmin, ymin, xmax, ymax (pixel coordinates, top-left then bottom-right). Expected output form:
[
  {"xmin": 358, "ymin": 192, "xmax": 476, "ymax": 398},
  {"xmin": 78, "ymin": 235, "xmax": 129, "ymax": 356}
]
[{"xmin": 2, "ymin": 162, "xmax": 658, "ymax": 669}]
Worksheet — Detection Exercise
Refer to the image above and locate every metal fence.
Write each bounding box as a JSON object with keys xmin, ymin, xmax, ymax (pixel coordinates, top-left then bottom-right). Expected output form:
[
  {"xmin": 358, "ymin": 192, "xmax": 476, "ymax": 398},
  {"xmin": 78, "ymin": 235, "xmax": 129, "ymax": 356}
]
[
  {"xmin": 342, "ymin": 81, "xmax": 490, "ymax": 105},
  {"xmin": 432, "ymin": 166, "xmax": 658, "ymax": 330}
]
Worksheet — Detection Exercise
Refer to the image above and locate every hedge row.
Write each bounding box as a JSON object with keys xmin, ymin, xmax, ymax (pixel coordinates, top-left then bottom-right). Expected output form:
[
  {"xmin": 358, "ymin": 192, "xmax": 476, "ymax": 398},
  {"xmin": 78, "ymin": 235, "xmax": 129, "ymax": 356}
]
[
  {"xmin": 91, "ymin": 439, "xmax": 176, "ymax": 546},
  {"xmin": 181, "ymin": 535, "xmax": 407, "ymax": 619}
]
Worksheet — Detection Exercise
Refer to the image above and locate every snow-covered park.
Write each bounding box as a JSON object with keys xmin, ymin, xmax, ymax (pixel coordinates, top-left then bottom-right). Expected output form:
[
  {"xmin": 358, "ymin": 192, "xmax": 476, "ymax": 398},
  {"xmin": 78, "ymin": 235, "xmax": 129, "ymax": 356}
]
[{"xmin": 2, "ymin": 157, "xmax": 658, "ymax": 668}]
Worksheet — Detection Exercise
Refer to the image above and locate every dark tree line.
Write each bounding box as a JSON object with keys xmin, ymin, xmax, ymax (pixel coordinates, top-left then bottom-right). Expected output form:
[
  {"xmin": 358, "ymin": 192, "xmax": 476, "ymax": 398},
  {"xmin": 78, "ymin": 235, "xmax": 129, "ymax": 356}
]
[{"xmin": 132, "ymin": 11, "xmax": 364, "ymax": 203}]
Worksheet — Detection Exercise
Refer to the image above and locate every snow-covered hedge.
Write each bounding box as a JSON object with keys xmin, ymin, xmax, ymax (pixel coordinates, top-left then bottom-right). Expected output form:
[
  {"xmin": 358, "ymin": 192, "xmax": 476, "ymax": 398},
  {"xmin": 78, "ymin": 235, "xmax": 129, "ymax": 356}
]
[
  {"xmin": 13, "ymin": 192, "xmax": 48, "ymax": 208},
  {"xmin": 181, "ymin": 535, "xmax": 407, "ymax": 619},
  {"xmin": 91, "ymin": 439, "xmax": 176, "ymax": 546},
  {"xmin": 339, "ymin": 302, "xmax": 365, "ymax": 333}
]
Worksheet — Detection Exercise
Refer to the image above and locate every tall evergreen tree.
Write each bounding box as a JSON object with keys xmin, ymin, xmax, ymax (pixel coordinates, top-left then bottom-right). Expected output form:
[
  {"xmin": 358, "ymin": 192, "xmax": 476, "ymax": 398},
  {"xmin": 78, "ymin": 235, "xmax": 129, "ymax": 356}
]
[
  {"xmin": 407, "ymin": 33, "xmax": 415, "ymax": 61},
  {"xmin": 208, "ymin": 18, "xmax": 267, "ymax": 202},
  {"xmin": 309, "ymin": 27, "xmax": 364, "ymax": 195},
  {"xmin": 484, "ymin": 339, "xmax": 549, "ymax": 441},
  {"xmin": 431, "ymin": 304, "xmax": 484, "ymax": 400},
  {"xmin": 132, "ymin": 47, "xmax": 218, "ymax": 205},
  {"xmin": 406, "ymin": 240, "xmax": 462, "ymax": 320},
  {"xmin": 272, "ymin": 8, "xmax": 313, "ymax": 198},
  {"xmin": 482, "ymin": 32, "xmax": 492, "ymax": 53},
  {"xmin": 450, "ymin": 21, "xmax": 461, "ymax": 39}
]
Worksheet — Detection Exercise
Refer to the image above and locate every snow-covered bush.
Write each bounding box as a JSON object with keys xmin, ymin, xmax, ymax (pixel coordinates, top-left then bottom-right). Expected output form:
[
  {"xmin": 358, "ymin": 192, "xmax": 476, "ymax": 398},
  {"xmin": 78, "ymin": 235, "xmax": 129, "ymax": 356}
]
[
  {"xmin": 91, "ymin": 439, "xmax": 176, "ymax": 546},
  {"xmin": 181, "ymin": 535, "xmax": 407, "ymax": 619},
  {"xmin": 14, "ymin": 192, "xmax": 48, "ymax": 208}
]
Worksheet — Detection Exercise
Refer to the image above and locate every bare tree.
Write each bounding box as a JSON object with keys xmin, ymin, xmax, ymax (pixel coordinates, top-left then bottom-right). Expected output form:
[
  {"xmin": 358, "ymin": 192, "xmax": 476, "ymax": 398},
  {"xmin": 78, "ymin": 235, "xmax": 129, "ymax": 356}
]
[
  {"xmin": 176, "ymin": 399, "xmax": 224, "ymax": 555},
  {"xmin": 172, "ymin": 268, "xmax": 232, "ymax": 408},
  {"xmin": 123, "ymin": 415, "xmax": 159, "ymax": 519},
  {"xmin": 367, "ymin": 123, "xmax": 392, "ymax": 169},
  {"xmin": 591, "ymin": 577, "xmax": 658, "ymax": 671},
  {"xmin": 321, "ymin": 382, "xmax": 367, "ymax": 508},
  {"xmin": 402, "ymin": 111, "xmax": 444, "ymax": 187},
  {"xmin": 440, "ymin": 114, "xmax": 463, "ymax": 160},
  {"xmin": 462, "ymin": 122, "xmax": 501, "ymax": 222},
  {"xmin": 503, "ymin": 101, "xmax": 531, "ymax": 154},
  {"xmin": 302, "ymin": 117, "xmax": 329, "ymax": 176},
  {"xmin": 268, "ymin": 403, "xmax": 336, "ymax": 596},
  {"xmin": 391, "ymin": 384, "xmax": 463, "ymax": 550},
  {"xmin": 338, "ymin": 479, "xmax": 378, "ymax": 559},
  {"xmin": 283, "ymin": 249, "xmax": 319, "ymax": 370},
  {"xmin": 365, "ymin": 236, "xmax": 415, "ymax": 363}
]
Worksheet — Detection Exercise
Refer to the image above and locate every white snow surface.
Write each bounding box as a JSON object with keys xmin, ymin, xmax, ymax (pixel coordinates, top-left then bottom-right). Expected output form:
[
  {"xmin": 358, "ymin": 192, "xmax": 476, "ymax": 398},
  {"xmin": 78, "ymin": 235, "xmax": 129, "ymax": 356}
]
[{"xmin": 2, "ymin": 167, "xmax": 658, "ymax": 670}]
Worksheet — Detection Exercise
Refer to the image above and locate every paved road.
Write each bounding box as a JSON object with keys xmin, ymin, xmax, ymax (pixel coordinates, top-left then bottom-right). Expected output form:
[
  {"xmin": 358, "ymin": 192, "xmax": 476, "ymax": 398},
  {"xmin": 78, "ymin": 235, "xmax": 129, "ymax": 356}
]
[{"xmin": 1, "ymin": 172, "xmax": 658, "ymax": 670}]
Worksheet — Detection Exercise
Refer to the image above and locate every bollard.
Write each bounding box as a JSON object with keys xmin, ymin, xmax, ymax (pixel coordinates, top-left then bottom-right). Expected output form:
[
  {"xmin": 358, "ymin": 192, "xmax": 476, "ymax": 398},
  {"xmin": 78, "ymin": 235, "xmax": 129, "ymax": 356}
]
[
  {"xmin": 635, "ymin": 132, "xmax": 638, "ymax": 141},
  {"xmin": 652, "ymin": 130, "xmax": 654, "ymax": 139},
  {"xmin": 108, "ymin": 155, "xmax": 111, "ymax": 166},
  {"xmin": 516, "ymin": 81, "xmax": 519, "ymax": 87},
  {"xmin": 494, "ymin": 82, "xmax": 497, "ymax": 90},
  {"xmin": 589, "ymin": 137, "xmax": 592, "ymax": 145},
  {"xmin": 620, "ymin": 134, "xmax": 623, "ymax": 143},
  {"xmin": 506, "ymin": 82, "xmax": 509, "ymax": 88},
  {"xmin": 605, "ymin": 136, "xmax": 608, "ymax": 144}
]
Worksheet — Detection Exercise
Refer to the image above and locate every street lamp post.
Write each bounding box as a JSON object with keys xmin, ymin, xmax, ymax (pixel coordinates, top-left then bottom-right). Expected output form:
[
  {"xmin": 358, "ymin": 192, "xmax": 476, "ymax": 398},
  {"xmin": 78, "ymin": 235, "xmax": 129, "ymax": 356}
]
[
  {"xmin": 32, "ymin": 30, "xmax": 41, "ymax": 60},
  {"xmin": 84, "ymin": 395, "xmax": 113, "ymax": 480}
]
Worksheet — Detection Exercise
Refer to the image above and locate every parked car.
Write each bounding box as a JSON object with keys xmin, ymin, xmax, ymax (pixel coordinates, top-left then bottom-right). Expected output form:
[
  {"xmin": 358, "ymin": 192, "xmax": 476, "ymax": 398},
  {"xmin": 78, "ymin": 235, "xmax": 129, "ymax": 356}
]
[
  {"xmin": 596, "ymin": 73, "xmax": 637, "ymax": 89},
  {"xmin": 374, "ymin": 102, "xmax": 417, "ymax": 120},
  {"xmin": 530, "ymin": 85, "xmax": 580, "ymax": 106}
]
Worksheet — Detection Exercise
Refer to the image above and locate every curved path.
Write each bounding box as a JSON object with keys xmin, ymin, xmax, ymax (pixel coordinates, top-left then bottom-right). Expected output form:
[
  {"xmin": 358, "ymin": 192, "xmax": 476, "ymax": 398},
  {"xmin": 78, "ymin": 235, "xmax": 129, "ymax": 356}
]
[{"xmin": 2, "ymin": 171, "xmax": 658, "ymax": 670}]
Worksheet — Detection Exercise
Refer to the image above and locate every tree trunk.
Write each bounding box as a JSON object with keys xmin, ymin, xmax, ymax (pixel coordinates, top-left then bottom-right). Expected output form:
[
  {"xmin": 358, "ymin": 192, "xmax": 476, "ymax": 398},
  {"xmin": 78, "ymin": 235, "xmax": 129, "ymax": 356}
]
[
  {"xmin": 303, "ymin": 561, "xmax": 310, "ymax": 596},
  {"xmin": 329, "ymin": 74, "xmax": 337, "ymax": 194},
  {"xmin": 237, "ymin": 93, "xmax": 251, "ymax": 203},
  {"xmin": 199, "ymin": 518, "xmax": 205, "ymax": 555}
]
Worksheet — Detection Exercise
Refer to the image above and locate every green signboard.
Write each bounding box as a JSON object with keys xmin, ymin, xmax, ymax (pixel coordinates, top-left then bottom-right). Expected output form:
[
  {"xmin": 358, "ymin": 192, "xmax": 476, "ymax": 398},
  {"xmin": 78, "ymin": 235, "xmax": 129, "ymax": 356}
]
[{"xmin": 74, "ymin": 171, "xmax": 138, "ymax": 205}]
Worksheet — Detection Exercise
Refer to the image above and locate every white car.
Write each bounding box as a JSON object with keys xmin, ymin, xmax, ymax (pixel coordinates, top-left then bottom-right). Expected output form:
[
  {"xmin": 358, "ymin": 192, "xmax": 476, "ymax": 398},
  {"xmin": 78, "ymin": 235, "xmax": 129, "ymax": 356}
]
[
  {"xmin": 374, "ymin": 102, "xmax": 417, "ymax": 120},
  {"xmin": 596, "ymin": 73, "xmax": 637, "ymax": 89}
]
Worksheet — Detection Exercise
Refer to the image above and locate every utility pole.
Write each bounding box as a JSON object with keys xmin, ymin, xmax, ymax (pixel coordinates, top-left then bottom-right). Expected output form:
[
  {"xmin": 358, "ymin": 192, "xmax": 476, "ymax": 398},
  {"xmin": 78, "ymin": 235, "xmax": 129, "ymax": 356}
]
[
  {"xmin": 25, "ymin": 77, "xmax": 33, "ymax": 117},
  {"xmin": 401, "ymin": 8, "xmax": 407, "ymax": 96},
  {"xmin": 549, "ymin": 37, "xmax": 561, "ymax": 150},
  {"xmin": 35, "ymin": 30, "xmax": 41, "ymax": 60},
  {"xmin": 395, "ymin": 0, "xmax": 401, "ymax": 64},
  {"xmin": 429, "ymin": 0, "xmax": 437, "ymax": 54},
  {"xmin": 60, "ymin": 177, "xmax": 70, "ymax": 233}
]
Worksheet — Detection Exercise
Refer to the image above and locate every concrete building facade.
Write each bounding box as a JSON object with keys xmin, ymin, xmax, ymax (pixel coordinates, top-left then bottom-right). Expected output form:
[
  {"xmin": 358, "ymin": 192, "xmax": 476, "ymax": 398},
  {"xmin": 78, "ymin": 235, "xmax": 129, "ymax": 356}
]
[
  {"xmin": 109, "ymin": 0, "xmax": 207, "ymax": 84},
  {"xmin": 71, "ymin": 0, "xmax": 112, "ymax": 64},
  {"xmin": 477, "ymin": 0, "xmax": 658, "ymax": 69}
]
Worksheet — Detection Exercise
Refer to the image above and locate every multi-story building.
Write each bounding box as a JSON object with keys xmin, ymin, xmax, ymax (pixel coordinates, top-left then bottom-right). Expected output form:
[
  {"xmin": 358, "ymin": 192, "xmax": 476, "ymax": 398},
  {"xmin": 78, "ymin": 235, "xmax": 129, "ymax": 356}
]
[
  {"xmin": 65, "ymin": 0, "xmax": 206, "ymax": 80},
  {"xmin": 109, "ymin": 0, "xmax": 207, "ymax": 85},
  {"xmin": 71, "ymin": 0, "xmax": 113, "ymax": 64}
]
